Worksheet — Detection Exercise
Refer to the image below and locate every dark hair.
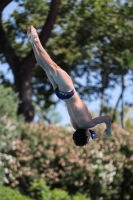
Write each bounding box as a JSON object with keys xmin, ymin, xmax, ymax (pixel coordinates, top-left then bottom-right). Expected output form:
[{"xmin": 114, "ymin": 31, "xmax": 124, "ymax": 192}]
[{"xmin": 73, "ymin": 129, "xmax": 87, "ymax": 146}]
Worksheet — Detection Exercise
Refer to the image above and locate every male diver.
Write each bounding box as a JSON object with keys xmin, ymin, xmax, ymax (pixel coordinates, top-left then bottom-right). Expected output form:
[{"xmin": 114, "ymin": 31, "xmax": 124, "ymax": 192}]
[{"xmin": 27, "ymin": 25, "xmax": 112, "ymax": 146}]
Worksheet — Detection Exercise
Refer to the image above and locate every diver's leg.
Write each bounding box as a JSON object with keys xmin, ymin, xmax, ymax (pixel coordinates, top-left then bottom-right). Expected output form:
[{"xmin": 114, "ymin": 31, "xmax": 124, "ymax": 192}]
[
  {"xmin": 27, "ymin": 26, "xmax": 74, "ymax": 92},
  {"xmin": 45, "ymin": 70, "xmax": 58, "ymax": 90},
  {"xmin": 32, "ymin": 45, "xmax": 57, "ymax": 89},
  {"xmin": 50, "ymin": 67, "xmax": 74, "ymax": 92}
]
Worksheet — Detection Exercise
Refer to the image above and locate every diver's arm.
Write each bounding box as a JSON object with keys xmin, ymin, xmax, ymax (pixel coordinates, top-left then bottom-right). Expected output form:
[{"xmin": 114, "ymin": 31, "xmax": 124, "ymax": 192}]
[
  {"xmin": 70, "ymin": 120, "xmax": 79, "ymax": 130},
  {"xmin": 66, "ymin": 103, "xmax": 79, "ymax": 130},
  {"xmin": 82, "ymin": 115, "xmax": 112, "ymax": 136}
]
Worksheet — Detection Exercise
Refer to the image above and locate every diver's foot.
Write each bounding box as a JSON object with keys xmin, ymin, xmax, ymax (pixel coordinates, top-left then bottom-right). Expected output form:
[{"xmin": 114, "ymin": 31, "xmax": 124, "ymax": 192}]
[{"xmin": 27, "ymin": 25, "xmax": 39, "ymax": 44}]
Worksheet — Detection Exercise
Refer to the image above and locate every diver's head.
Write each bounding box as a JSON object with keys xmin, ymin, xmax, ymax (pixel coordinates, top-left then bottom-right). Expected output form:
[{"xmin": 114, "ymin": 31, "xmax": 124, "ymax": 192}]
[{"xmin": 73, "ymin": 128, "xmax": 90, "ymax": 146}]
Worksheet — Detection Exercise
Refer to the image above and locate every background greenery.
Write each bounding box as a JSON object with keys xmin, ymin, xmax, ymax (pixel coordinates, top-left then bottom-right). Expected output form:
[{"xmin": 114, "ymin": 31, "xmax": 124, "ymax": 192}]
[
  {"xmin": 1, "ymin": 184, "xmax": 91, "ymax": 200},
  {"xmin": 0, "ymin": 84, "xmax": 23, "ymax": 185},
  {"xmin": 0, "ymin": 84, "xmax": 133, "ymax": 199},
  {"xmin": 0, "ymin": 0, "xmax": 133, "ymax": 125},
  {"xmin": 0, "ymin": 0, "xmax": 133, "ymax": 200},
  {"xmin": 1, "ymin": 186, "xmax": 33, "ymax": 200}
]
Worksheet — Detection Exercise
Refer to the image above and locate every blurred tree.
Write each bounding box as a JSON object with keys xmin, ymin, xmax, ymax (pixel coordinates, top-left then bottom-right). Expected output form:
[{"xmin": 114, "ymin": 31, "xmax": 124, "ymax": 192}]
[
  {"xmin": 33, "ymin": 103, "xmax": 62, "ymax": 124},
  {"xmin": 0, "ymin": 0, "xmax": 60, "ymax": 122},
  {"xmin": 0, "ymin": 0, "xmax": 133, "ymax": 125}
]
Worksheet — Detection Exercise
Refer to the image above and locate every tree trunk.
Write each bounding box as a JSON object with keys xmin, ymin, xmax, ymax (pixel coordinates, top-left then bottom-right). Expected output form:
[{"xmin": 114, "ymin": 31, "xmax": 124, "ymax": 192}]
[
  {"xmin": 99, "ymin": 65, "xmax": 105, "ymax": 116},
  {"xmin": 121, "ymin": 73, "xmax": 125, "ymax": 128},
  {"xmin": 112, "ymin": 73, "xmax": 125, "ymax": 125},
  {"xmin": 0, "ymin": 0, "xmax": 60, "ymax": 123},
  {"xmin": 112, "ymin": 90, "xmax": 122, "ymax": 123},
  {"xmin": 99, "ymin": 89, "xmax": 104, "ymax": 116},
  {"xmin": 15, "ymin": 62, "xmax": 35, "ymax": 122}
]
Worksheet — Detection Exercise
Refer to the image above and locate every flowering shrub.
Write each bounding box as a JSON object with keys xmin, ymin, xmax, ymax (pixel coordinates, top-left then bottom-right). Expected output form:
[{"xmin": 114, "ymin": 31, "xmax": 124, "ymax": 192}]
[
  {"xmin": 1, "ymin": 123, "xmax": 133, "ymax": 199},
  {"xmin": 0, "ymin": 85, "xmax": 23, "ymax": 185}
]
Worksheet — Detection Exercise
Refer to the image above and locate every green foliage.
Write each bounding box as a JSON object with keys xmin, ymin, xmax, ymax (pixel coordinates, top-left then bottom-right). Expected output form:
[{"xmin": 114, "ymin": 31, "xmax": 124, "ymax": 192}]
[
  {"xmin": 3, "ymin": 0, "xmax": 49, "ymax": 57},
  {"xmin": 0, "ymin": 186, "xmax": 33, "ymax": 200},
  {"xmin": 47, "ymin": 0, "xmax": 133, "ymax": 102},
  {"xmin": 72, "ymin": 193, "xmax": 91, "ymax": 200},
  {"xmin": 0, "ymin": 84, "xmax": 23, "ymax": 152},
  {"xmin": 125, "ymin": 118, "xmax": 133, "ymax": 131},
  {"xmin": 0, "ymin": 84, "xmax": 24, "ymax": 185},
  {"xmin": 33, "ymin": 103, "xmax": 62, "ymax": 124},
  {"xmin": 0, "ymin": 84, "xmax": 18, "ymax": 119},
  {"xmin": 1, "ymin": 123, "xmax": 133, "ymax": 199},
  {"xmin": 1, "ymin": 182, "xmax": 91, "ymax": 200},
  {"xmin": 30, "ymin": 179, "xmax": 71, "ymax": 200},
  {"xmin": 29, "ymin": 179, "xmax": 91, "ymax": 200},
  {"xmin": 1, "ymin": 0, "xmax": 133, "ymax": 111}
]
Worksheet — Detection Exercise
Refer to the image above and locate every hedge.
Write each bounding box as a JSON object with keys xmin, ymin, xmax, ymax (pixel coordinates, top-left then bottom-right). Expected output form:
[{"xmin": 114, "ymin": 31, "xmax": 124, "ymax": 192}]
[
  {"xmin": 0, "ymin": 181, "xmax": 91, "ymax": 200},
  {"xmin": 1, "ymin": 123, "xmax": 133, "ymax": 199},
  {"xmin": 29, "ymin": 179, "xmax": 91, "ymax": 200},
  {"xmin": 0, "ymin": 186, "xmax": 33, "ymax": 200}
]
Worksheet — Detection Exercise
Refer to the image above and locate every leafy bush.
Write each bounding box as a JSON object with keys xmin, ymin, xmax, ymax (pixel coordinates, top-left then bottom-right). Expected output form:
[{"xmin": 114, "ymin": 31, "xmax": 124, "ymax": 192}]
[
  {"xmin": 0, "ymin": 186, "xmax": 33, "ymax": 200},
  {"xmin": 29, "ymin": 179, "xmax": 91, "ymax": 200},
  {"xmin": 0, "ymin": 85, "xmax": 23, "ymax": 185},
  {"xmin": 0, "ymin": 86, "xmax": 23, "ymax": 151},
  {"xmin": 1, "ymin": 180, "xmax": 91, "ymax": 200},
  {"xmin": 1, "ymin": 123, "xmax": 133, "ymax": 199},
  {"xmin": 0, "ymin": 85, "xmax": 19, "ymax": 119}
]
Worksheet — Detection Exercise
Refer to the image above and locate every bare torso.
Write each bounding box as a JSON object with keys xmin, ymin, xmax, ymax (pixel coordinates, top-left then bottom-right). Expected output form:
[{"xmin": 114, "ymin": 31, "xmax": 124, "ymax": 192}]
[{"xmin": 64, "ymin": 92, "xmax": 92, "ymax": 129}]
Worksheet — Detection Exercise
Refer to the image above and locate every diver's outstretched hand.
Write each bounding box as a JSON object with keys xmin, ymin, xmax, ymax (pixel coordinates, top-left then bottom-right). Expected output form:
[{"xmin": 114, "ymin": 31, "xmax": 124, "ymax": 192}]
[
  {"xmin": 27, "ymin": 25, "xmax": 39, "ymax": 44},
  {"xmin": 104, "ymin": 128, "xmax": 112, "ymax": 137}
]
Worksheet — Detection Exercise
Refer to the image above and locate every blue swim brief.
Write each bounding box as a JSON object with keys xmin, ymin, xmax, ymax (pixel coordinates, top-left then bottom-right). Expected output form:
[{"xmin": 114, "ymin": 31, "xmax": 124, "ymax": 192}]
[{"xmin": 55, "ymin": 87, "xmax": 75, "ymax": 100}]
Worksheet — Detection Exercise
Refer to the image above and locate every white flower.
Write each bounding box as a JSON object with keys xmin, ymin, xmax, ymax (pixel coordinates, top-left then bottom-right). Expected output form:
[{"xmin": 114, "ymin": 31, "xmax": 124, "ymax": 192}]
[
  {"xmin": 4, "ymin": 177, "xmax": 9, "ymax": 184},
  {"xmin": 96, "ymin": 159, "xmax": 102, "ymax": 164},
  {"xmin": 91, "ymin": 164, "xmax": 98, "ymax": 169},
  {"xmin": 4, "ymin": 168, "xmax": 8, "ymax": 174},
  {"xmin": 0, "ymin": 161, "xmax": 4, "ymax": 166},
  {"xmin": 90, "ymin": 149, "xmax": 95, "ymax": 154},
  {"xmin": 96, "ymin": 151, "xmax": 103, "ymax": 158}
]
